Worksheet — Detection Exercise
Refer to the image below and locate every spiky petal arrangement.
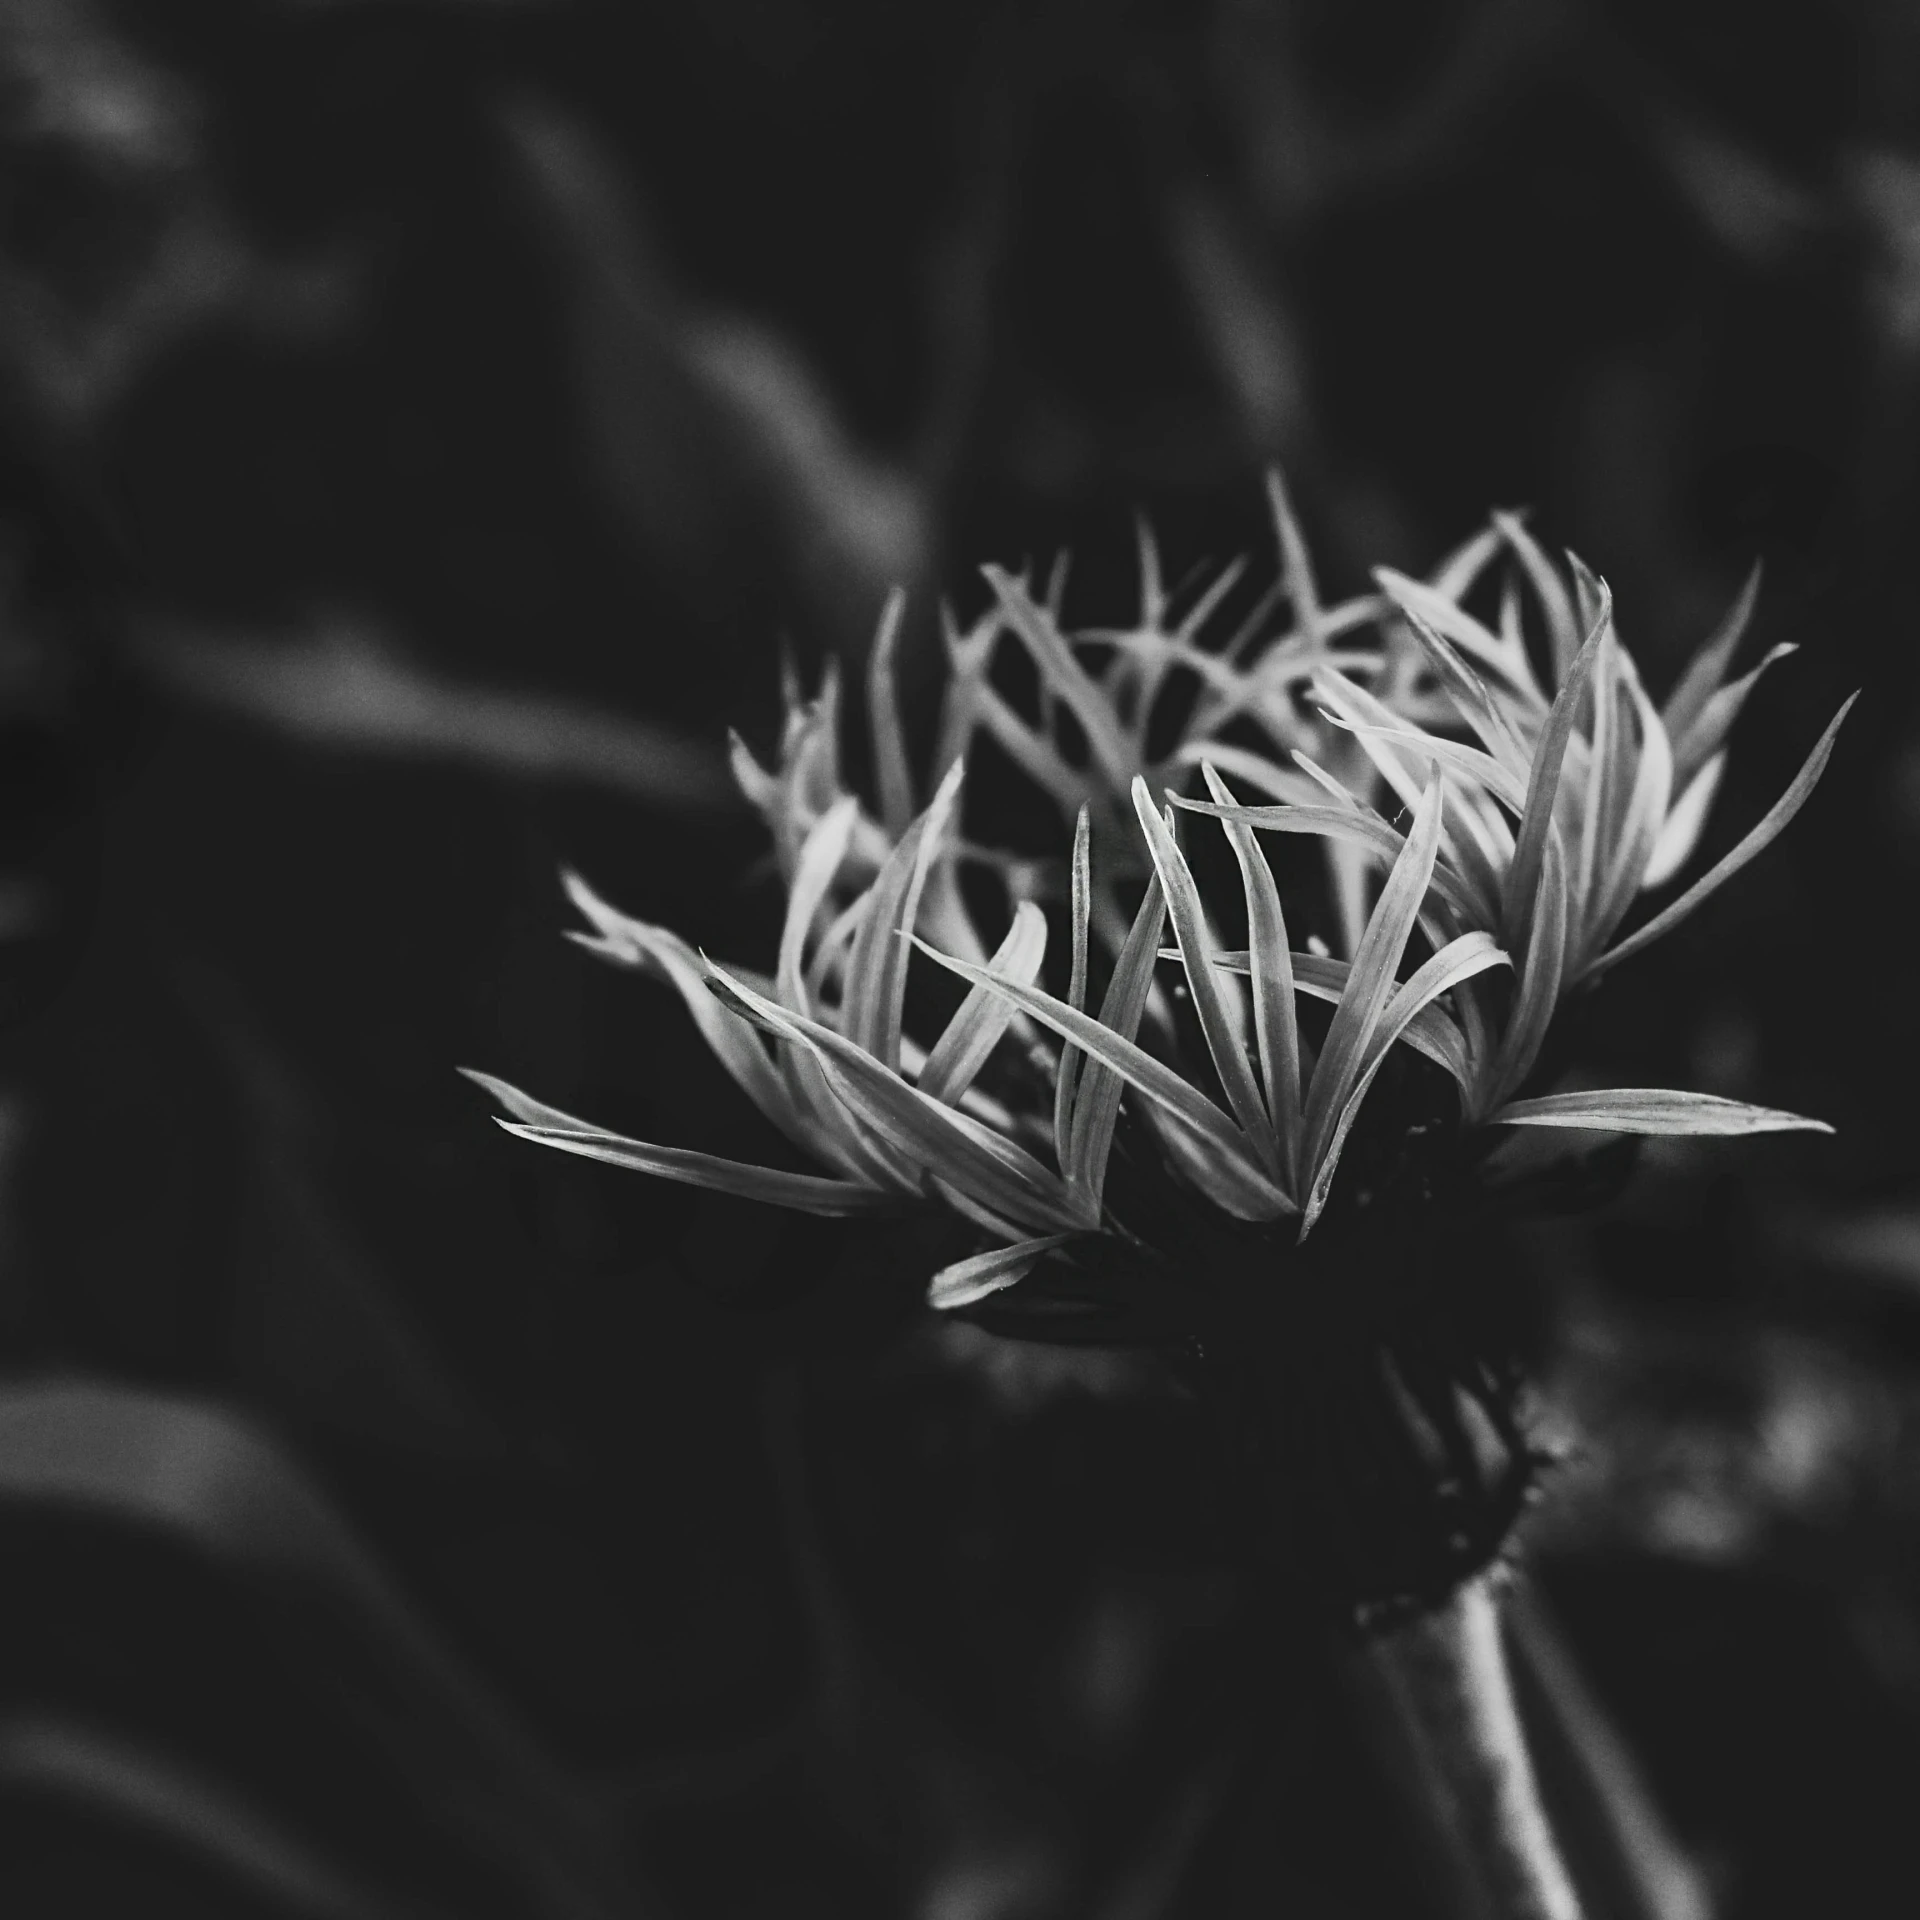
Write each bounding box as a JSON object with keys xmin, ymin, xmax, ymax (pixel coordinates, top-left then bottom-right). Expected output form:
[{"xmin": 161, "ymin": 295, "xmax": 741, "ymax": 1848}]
[{"xmin": 467, "ymin": 495, "xmax": 1848, "ymax": 1620}]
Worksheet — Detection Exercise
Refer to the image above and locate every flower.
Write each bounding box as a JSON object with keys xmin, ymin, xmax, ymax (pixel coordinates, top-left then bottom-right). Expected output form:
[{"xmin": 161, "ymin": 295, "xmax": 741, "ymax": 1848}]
[
  {"xmin": 466, "ymin": 489, "xmax": 1851, "ymax": 1623},
  {"xmin": 469, "ymin": 497, "xmax": 1846, "ymax": 1298}
]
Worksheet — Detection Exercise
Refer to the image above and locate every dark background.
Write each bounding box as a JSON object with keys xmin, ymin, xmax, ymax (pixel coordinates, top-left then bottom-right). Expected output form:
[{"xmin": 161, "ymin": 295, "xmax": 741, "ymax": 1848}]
[{"xmin": 3, "ymin": 2, "xmax": 1920, "ymax": 1916}]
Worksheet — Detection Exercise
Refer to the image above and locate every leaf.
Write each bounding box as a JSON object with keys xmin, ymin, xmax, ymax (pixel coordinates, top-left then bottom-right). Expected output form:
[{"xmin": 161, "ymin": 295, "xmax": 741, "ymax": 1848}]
[
  {"xmin": 1053, "ymin": 808, "xmax": 1092, "ymax": 1169},
  {"xmin": 1302, "ymin": 770, "xmax": 1444, "ymax": 1177},
  {"xmin": 1662, "ymin": 562, "xmax": 1763, "ymax": 740},
  {"xmin": 918, "ymin": 902, "xmax": 1048, "ymax": 1105},
  {"xmin": 1300, "ymin": 932, "xmax": 1510, "ymax": 1233},
  {"xmin": 1586, "ymin": 694, "xmax": 1857, "ymax": 980},
  {"xmin": 927, "ymin": 1234, "xmax": 1079, "ymax": 1310},
  {"xmin": 0, "ymin": 1717, "xmax": 412, "ymax": 1920},
  {"xmin": 1132, "ymin": 779, "xmax": 1281, "ymax": 1172},
  {"xmin": 1502, "ymin": 581, "xmax": 1611, "ymax": 950},
  {"xmin": 1493, "ymin": 1089, "xmax": 1833, "ymax": 1134},
  {"xmin": 1202, "ymin": 765, "xmax": 1302, "ymax": 1181},
  {"xmin": 133, "ymin": 616, "xmax": 743, "ymax": 816},
  {"xmin": 842, "ymin": 760, "xmax": 964, "ymax": 1070},
  {"xmin": 867, "ymin": 586, "xmax": 915, "ymax": 835},
  {"xmin": 0, "ymin": 1380, "xmax": 646, "ymax": 1920}
]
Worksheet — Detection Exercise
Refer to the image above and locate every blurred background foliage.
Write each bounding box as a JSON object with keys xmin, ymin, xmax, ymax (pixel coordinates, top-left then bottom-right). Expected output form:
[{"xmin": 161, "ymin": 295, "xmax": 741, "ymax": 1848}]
[{"xmin": 4, "ymin": 1, "xmax": 1920, "ymax": 1915}]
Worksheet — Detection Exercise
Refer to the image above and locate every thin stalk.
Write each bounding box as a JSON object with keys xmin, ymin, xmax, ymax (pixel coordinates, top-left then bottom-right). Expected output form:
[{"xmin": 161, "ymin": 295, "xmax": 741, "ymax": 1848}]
[{"xmin": 1365, "ymin": 1575, "xmax": 1583, "ymax": 1920}]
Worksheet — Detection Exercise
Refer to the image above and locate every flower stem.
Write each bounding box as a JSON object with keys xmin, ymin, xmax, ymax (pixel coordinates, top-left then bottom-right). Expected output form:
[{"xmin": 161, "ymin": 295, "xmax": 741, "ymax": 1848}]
[{"xmin": 1365, "ymin": 1575, "xmax": 1584, "ymax": 1920}]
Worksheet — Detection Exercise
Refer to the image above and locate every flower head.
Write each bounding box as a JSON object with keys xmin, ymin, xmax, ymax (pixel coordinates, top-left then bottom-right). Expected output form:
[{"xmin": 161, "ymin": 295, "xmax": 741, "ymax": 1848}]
[
  {"xmin": 472, "ymin": 492, "xmax": 1846, "ymax": 1293},
  {"xmin": 466, "ymin": 487, "xmax": 1850, "ymax": 1620}
]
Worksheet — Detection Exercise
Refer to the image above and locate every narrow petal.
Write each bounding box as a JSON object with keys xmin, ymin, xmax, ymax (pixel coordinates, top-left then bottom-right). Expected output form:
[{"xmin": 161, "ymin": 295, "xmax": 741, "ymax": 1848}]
[
  {"xmin": 1316, "ymin": 675, "xmax": 1530, "ymax": 813},
  {"xmin": 464, "ymin": 1067, "xmax": 891, "ymax": 1212},
  {"xmin": 1493, "ymin": 1089, "xmax": 1832, "ymax": 1135},
  {"xmin": 919, "ymin": 901, "xmax": 1048, "ymax": 1104},
  {"xmin": 968, "ymin": 678, "xmax": 1089, "ymax": 812},
  {"xmin": 1587, "ymin": 695, "xmax": 1856, "ymax": 981},
  {"xmin": 1303, "ymin": 770, "xmax": 1444, "ymax": 1177},
  {"xmin": 928, "ymin": 1173, "xmax": 1041, "ymax": 1246},
  {"xmin": 558, "ymin": 875, "xmax": 806, "ymax": 1142},
  {"xmin": 1267, "ymin": 467, "xmax": 1325, "ymax": 646},
  {"xmin": 1669, "ymin": 643, "xmax": 1797, "ymax": 792},
  {"xmin": 866, "ymin": 586, "xmax": 916, "ymax": 836},
  {"xmin": 1167, "ymin": 740, "xmax": 1324, "ymax": 805},
  {"xmin": 1134, "ymin": 515, "xmax": 1165, "ymax": 624},
  {"xmin": 779, "ymin": 795, "xmax": 862, "ymax": 1010},
  {"xmin": 982, "ymin": 566, "xmax": 1136, "ymax": 788},
  {"xmin": 727, "ymin": 729, "xmax": 780, "ymax": 814},
  {"xmin": 1069, "ymin": 870, "xmax": 1167, "ymax": 1203},
  {"xmin": 1493, "ymin": 511, "xmax": 1581, "ymax": 685},
  {"xmin": 805, "ymin": 893, "xmax": 869, "ymax": 1004},
  {"xmin": 1662, "ymin": 562, "xmax": 1763, "ymax": 741},
  {"xmin": 497, "ymin": 1122, "xmax": 893, "ymax": 1214},
  {"xmin": 1482, "ymin": 827, "xmax": 1570, "ymax": 1114},
  {"xmin": 1172, "ymin": 554, "xmax": 1251, "ymax": 649},
  {"xmin": 1640, "ymin": 753, "xmax": 1724, "ymax": 892},
  {"xmin": 1133, "ymin": 779, "xmax": 1281, "ymax": 1171},
  {"xmin": 1135, "ymin": 1098, "xmax": 1299, "ymax": 1221},
  {"xmin": 1202, "ymin": 764, "xmax": 1302, "ymax": 1182},
  {"xmin": 1053, "ymin": 808, "xmax": 1093, "ymax": 1172},
  {"xmin": 1200, "ymin": 948, "xmax": 1479, "ymax": 1092},
  {"xmin": 842, "ymin": 759, "xmax": 964, "ymax": 1070},
  {"xmin": 1369, "ymin": 566, "xmax": 1543, "ymax": 707},
  {"xmin": 1501, "ymin": 581, "xmax": 1610, "ymax": 951},
  {"xmin": 928, "ymin": 1234, "xmax": 1080, "ymax": 1311},
  {"xmin": 913, "ymin": 936, "xmax": 1277, "ymax": 1191},
  {"xmin": 1392, "ymin": 601, "xmax": 1534, "ymax": 776},
  {"xmin": 708, "ymin": 966, "xmax": 1081, "ymax": 1231},
  {"xmin": 1355, "ymin": 933, "xmax": 1509, "ymax": 1081},
  {"xmin": 1572, "ymin": 627, "xmax": 1617, "ymax": 915},
  {"xmin": 1428, "ymin": 520, "xmax": 1507, "ymax": 601},
  {"xmin": 1175, "ymin": 797, "xmax": 1489, "ymax": 947},
  {"xmin": 1300, "ymin": 931, "xmax": 1510, "ymax": 1234},
  {"xmin": 1581, "ymin": 672, "xmax": 1674, "ymax": 963}
]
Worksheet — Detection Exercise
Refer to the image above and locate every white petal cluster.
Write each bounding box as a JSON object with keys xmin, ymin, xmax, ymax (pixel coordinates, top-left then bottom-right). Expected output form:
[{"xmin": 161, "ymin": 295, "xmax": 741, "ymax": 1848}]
[{"xmin": 469, "ymin": 482, "xmax": 1849, "ymax": 1307}]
